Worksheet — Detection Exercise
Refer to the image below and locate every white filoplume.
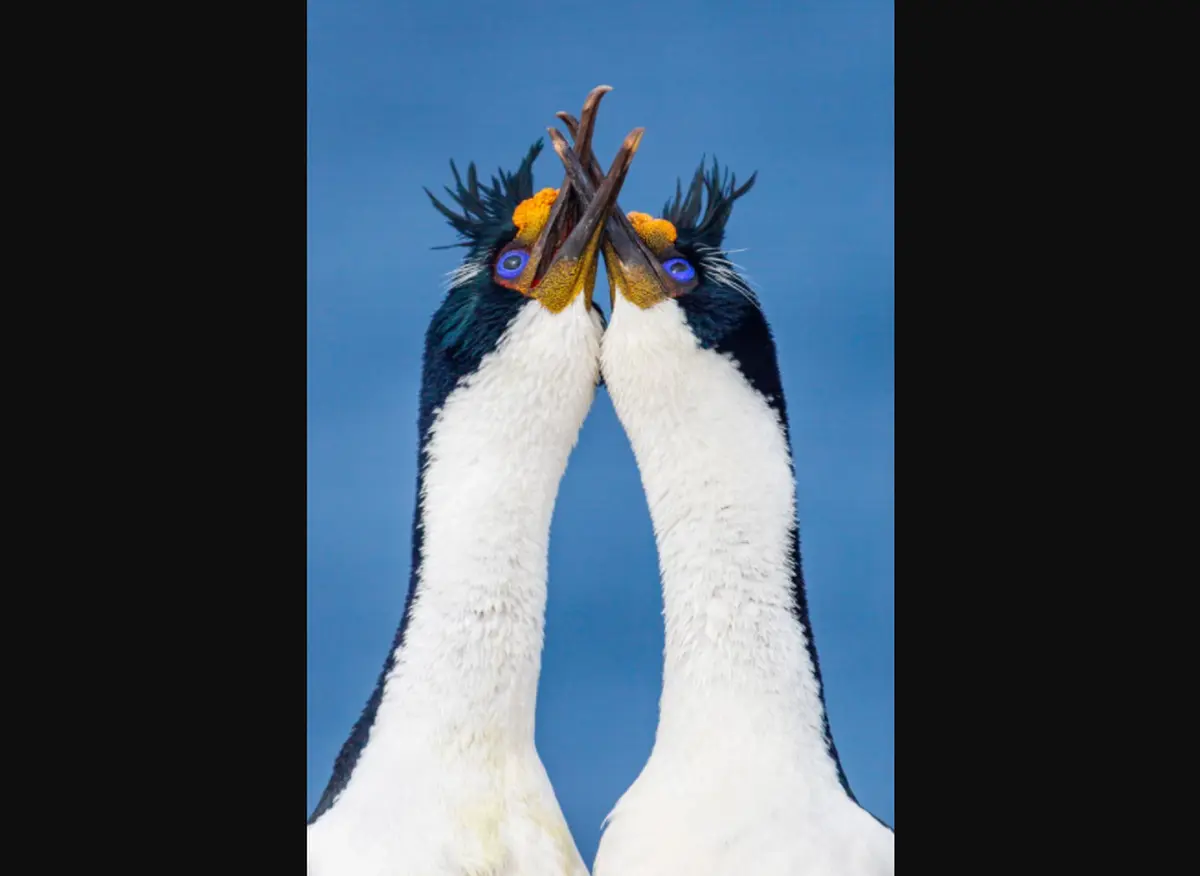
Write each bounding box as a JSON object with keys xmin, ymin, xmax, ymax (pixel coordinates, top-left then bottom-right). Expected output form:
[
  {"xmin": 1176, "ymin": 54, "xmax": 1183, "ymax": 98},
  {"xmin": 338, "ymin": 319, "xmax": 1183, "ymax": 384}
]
[
  {"xmin": 308, "ymin": 296, "xmax": 602, "ymax": 876},
  {"xmin": 595, "ymin": 296, "xmax": 894, "ymax": 876}
]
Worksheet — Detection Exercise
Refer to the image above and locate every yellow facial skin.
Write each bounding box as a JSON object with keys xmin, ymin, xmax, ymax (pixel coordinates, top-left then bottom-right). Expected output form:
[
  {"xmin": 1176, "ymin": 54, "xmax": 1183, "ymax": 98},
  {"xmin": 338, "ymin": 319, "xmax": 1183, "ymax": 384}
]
[
  {"xmin": 493, "ymin": 188, "xmax": 590, "ymax": 313},
  {"xmin": 494, "ymin": 188, "xmax": 603, "ymax": 314},
  {"xmin": 529, "ymin": 225, "xmax": 606, "ymax": 314},
  {"xmin": 603, "ymin": 213, "xmax": 690, "ymax": 310},
  {"xmin": 626, "ymin": 212, "xmax": 677, "ymax": 254},
  {"xmin": 511, "ymin": 188, "xmax": 560, "ymax": 244},
  {"xmin": 495, "ymin": 122, "xmax": 646, "ymax": 316}
]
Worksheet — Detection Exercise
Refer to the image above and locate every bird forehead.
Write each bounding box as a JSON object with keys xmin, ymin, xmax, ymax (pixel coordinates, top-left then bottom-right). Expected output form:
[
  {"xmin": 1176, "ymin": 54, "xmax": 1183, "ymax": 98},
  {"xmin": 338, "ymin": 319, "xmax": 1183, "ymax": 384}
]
[
  {"xmin": 511, "ymin": 188, "xmax": 559, "ymax": 244},
  {"xmin": 627, "ymin": 212, "xmax": 678, "ymax": 256}
]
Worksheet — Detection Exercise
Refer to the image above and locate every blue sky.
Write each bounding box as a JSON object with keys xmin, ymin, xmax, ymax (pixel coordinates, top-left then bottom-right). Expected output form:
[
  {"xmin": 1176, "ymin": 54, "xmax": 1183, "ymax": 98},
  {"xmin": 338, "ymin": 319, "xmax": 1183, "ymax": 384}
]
[{"xmin": 308, "ymin": 0, "xmax": 893, "ymax": 861}]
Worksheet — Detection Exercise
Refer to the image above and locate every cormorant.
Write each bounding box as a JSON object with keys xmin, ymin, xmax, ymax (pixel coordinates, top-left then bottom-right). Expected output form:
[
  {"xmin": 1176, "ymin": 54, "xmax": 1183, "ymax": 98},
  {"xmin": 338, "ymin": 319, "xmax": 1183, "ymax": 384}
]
[
  {"xmin": 308, "ymin": 87, "xmax": 642, "ymax": 876},
  {"xmin": 550, "ymin": 132, "xmax": 895, "ymax": 874}
]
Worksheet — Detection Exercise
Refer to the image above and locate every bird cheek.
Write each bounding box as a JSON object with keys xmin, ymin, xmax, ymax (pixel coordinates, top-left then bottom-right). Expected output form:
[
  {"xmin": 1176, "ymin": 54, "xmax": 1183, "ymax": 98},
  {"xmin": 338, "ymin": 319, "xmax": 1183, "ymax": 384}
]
[
  {"xmin": 494, "ymin": 262, "xmax": 539, "ymax": 297},
  {"xmin": 621, "ymin": 267, "xmax": 673, "ymax": 310}
]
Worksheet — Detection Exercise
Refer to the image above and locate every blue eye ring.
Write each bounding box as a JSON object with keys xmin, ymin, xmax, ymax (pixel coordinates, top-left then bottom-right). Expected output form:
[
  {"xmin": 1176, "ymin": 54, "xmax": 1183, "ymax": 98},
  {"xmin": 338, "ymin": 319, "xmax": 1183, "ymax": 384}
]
[
  {"xmin": 496, "ymin": 249, "xmax": 529, "ymax": 280},
  {"xmin": 662, "ymin": 257, "xmax": 696, "ymax": 282}
]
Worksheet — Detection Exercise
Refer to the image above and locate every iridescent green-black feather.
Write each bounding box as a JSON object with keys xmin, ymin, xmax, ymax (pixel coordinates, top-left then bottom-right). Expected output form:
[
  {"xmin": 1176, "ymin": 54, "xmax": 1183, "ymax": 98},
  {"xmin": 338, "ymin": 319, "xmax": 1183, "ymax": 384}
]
[
  {"xmin": 662, "ymin": 156, "xmax": 757, "ymax": 251},
  {"xmin": 424, "ymin": 139, "xmax": 544, "ymax": 257}
]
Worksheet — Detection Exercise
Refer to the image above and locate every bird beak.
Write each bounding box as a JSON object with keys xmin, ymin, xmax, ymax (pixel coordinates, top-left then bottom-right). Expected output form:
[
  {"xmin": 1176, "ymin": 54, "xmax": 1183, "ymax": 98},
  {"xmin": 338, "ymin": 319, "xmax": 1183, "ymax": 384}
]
[
  {"xmin": 515, "ymin": 85, "xmax": 630, "ymax": 314},
  {"xmin": 536, "ymin": 126, "xmax": 643, "ymax": 314},
  {"xmin": 552, "ymin": 113, "xmax": 677, "ymax": 312}
]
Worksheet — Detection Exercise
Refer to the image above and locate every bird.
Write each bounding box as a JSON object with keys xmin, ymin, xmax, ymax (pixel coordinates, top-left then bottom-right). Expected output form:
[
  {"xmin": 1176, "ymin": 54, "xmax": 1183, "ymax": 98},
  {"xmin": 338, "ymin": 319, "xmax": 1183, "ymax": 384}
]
[
  {"xmin": 307, "ymin": 86, "xmax": 644, "ymax": 876},
  {"xmin": 549, "ymin": 131, "xmax": 895, "ymax": 875}
]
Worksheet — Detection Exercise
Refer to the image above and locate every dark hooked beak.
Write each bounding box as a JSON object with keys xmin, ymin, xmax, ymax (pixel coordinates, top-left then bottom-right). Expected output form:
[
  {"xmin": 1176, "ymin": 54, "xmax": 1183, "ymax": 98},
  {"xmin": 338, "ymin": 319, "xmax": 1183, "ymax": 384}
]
[
  {"xmin": 524, "ymin": 86, "xmax": 642, "ymax": 313},
  {"xmin": 553, "ymin": 111, "xmax": 677, "ymax": 310}
]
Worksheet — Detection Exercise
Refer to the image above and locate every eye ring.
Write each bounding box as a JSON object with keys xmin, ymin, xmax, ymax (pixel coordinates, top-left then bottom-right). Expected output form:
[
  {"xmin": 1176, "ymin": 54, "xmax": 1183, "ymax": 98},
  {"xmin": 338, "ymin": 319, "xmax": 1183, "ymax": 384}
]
[
  {"xmin": 662, "ymin": 257, "xmax": 696, "ymax": 283},
  {"xmin": 496, "ymin": 249, "xmax": 529, "ymax": 280}
]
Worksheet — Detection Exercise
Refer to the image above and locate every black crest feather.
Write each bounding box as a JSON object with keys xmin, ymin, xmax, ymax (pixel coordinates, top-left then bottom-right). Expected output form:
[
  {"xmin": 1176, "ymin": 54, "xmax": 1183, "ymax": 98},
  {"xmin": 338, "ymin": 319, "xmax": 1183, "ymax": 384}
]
[
  {"xmin": 662, "ymin": 156, "xmax": 757, "ymax": 250},
  {"xmin": 423, "ymin": 139, "xmax": 544, "ymax": 253}
]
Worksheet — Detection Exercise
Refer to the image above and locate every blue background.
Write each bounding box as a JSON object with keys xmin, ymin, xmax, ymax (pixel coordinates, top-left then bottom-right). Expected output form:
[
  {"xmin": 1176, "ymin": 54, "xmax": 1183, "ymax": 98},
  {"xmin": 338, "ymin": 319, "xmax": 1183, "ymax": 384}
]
[{"xmin": 308, "ymin": 0, "xmax": 893, "ymax": 862}]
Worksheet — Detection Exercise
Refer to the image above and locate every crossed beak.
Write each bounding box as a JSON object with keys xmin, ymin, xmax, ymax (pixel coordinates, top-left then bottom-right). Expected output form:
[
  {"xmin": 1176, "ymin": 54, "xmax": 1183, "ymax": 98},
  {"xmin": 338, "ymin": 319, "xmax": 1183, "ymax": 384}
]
[
  {"xmin": 550, "ymin": 107, "xmax": 678, "ymax": 311},
  {"xmin": 524, "ymin": 86, "xmax": 643, "ymax": 313}
]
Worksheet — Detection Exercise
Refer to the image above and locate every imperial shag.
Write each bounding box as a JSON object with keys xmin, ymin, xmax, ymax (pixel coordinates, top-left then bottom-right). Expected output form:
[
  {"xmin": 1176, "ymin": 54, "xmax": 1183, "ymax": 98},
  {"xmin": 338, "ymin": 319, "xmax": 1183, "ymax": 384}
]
[
  {"xmin": 550, "ymin": 132, "xmax": 895, "ymax": 874},
  {"xmin": 307, "ymin": 87, "xmax": 642, "ymax": 876}
]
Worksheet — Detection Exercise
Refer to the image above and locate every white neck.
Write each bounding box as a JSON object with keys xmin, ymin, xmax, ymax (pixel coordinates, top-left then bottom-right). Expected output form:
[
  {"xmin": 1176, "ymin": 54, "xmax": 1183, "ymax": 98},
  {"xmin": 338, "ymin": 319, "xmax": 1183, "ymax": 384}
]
[
  {"xmin": 343, "ymin": 299, "xmax": 601, "ymax": 791},
  {"xmin": 602, "ymin": 300, "xmax": 843, "ymax": 793},
  {"xmin": 309, "ymin": 297, "xmax": 601, "ymax": 874}
]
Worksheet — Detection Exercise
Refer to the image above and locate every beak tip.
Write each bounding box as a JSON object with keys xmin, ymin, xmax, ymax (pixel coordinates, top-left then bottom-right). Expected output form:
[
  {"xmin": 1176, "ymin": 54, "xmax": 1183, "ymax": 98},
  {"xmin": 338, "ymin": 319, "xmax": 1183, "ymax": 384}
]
[{"xmin": 547, "ymin": 129, "xmax": 571, "ymax": 156}]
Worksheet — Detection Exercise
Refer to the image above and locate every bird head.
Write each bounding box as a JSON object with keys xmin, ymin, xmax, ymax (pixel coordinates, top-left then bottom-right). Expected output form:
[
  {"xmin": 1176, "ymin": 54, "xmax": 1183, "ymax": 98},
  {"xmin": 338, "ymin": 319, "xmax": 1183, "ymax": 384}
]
[
  {"xmin": 425, "ymin": 86, "xmax": 642, "ymax": 318},
  {"xmin": 545, "ymin": 126, "xmax": 758, "ymax": 346},
  {"xmin": 607, "ymin": 158, "xmax": 758, "ymax": 328}
]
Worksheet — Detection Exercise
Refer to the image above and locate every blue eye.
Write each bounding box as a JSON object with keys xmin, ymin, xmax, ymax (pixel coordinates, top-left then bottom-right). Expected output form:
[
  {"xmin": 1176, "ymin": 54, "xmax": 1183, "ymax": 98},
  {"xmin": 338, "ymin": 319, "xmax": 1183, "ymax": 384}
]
[
  {"xmin": 663, "ymin": 257, "xmax": 696, "ymax": 282},
  {"xmin": 496, "ymin": 249, "xmax": 529, "ymax": 280}
]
